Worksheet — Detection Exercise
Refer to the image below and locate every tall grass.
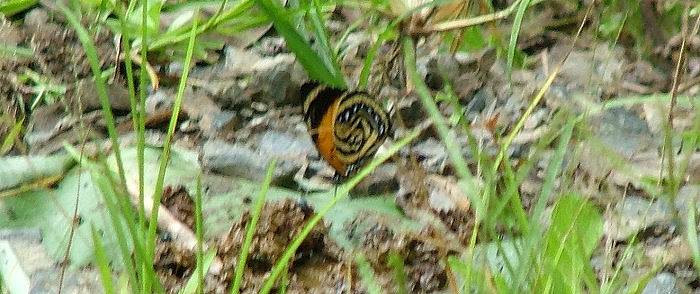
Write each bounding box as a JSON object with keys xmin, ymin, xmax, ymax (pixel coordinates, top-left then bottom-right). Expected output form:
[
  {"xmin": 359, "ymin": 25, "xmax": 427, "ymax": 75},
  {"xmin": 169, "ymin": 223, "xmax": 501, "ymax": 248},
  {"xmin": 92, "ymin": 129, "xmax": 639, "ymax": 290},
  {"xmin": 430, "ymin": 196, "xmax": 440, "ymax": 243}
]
[{"xmin": 59, "ymin": 0, "xmax": 203, "ymax": 291}]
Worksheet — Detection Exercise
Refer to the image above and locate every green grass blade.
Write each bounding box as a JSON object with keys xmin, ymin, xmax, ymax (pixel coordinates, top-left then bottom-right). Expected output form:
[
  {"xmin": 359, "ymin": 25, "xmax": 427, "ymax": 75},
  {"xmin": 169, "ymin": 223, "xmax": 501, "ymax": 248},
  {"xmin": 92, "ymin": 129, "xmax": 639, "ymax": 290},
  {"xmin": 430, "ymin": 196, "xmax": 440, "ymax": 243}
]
[
  {"xmin": 358, "ymin": 0, "xmax": 457, "ymax": 88},
  {"xmin": 515, "ymin": 117, "xmax": 577, "ymax": 290},
  {"xmin": 536, "ymin": 117, "xmax": 576, "ymax": 215},
  {"xmin": 687, "ymin": 201, "xmax": 700, "ymax": 282},
  {"xmin": 401, "ymin": 37, "xmax": 483, "ymax": 220},
  {"xmin": 278, "ymin": 264, "xmax": 290, "ymax": 294},
  {"xmin": 179, "ymin": 249, "xmax": 217, "ymax": 294},
  {"xmin": 91, "ymin": 165, "xmax": 140, "ymax": 293},
  {"xmin": 139, "ymin": 0, "xmax": 154, "ymax": 290},
  {"xmin": 147, "ymin": 0, "xmax": 250, "ymax": 52},
  {"xmin": 0, "ymin": 0, "xmax": 38, "ymax": 17},
  {"xmin": 358, "ymin": 28, "xmax": 396, "ymax": 90},
  {"xmin": 307, "ymin": 0, "xmax": 344, "ymax": 81},
  {"xmin": 356, "ymin": 254, "xmax": 384, "ymax": 294},
  {"xmin": 0, "ymin": 44, "xmax": 34, "ymax": 58},
  {"xmin": 0, "ymin": 117, "xmax": 23, "ymax": 155},
  {"xmin": 506, "ymin": 0, "xmax": 531, "ymax": 76},
  {"xmin": 136, "ymin": 0, "xmax": 150, "ymax": 274},
  {"xmin": 230, "ymin": 158, "xmax": 278, "ymax": 294},
  {"xmin": 148, "ymin": 7, "xmax": 200, "ymax": 258},
  {"xmin": 254, "ymin": 0, "xmax": 346, "ymax": 88},
  {"xmin": 57, "ymin": 1, "xmax": 127, "ymax": 186},
  {"xmin": 63, "ymin": 143, "xmax": 156, "ymax": 293},
  {"xmin": 195, "ymin": 175, "xmax": 204, "ymax": 294},
  {"xmin": 92, "ymin": 225, "xmax": 115, "ymax": 294},
  {"xmin": 387, "ymin": 253, "xmax": 408, "ymax": 294},
  {"xmin": 107, "ymin": 0, "xmax": 146, "ymax": 239}
]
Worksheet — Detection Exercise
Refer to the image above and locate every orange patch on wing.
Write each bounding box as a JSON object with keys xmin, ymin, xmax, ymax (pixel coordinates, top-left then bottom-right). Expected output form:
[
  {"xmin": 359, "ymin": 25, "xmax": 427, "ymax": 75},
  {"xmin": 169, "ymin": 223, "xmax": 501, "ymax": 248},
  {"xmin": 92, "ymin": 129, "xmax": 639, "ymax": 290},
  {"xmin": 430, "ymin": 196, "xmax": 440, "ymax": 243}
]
[{"xmin": 316, "ymin": 98, "xmax": 346, "ymax": 174}]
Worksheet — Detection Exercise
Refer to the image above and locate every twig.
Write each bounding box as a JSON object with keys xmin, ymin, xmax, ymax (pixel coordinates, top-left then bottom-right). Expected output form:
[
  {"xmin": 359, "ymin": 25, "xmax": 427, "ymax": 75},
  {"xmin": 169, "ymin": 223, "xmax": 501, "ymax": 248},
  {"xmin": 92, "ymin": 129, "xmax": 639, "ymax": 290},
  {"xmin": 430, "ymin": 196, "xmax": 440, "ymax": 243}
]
[{"xmin": 418, "ymin": 0, "xmax": 546, "ymax": 34}]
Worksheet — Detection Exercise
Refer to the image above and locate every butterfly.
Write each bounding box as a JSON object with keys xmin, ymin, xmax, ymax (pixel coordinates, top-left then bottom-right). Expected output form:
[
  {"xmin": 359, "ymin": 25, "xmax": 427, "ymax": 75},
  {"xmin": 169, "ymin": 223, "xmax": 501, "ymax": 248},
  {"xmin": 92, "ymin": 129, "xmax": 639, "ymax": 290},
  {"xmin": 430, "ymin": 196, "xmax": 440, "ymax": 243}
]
[{"xmin": 302, "ymin": 82, "xmax": 391, "ymax": 181}]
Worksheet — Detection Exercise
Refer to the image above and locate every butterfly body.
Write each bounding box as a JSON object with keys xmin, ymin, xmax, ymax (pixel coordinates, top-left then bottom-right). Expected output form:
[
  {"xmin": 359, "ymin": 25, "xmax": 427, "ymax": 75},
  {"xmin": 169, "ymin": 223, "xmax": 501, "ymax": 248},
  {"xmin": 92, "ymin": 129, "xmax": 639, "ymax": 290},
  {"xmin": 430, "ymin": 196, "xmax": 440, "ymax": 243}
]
[{"xmin": 302, "ymin": 83, "xmax": 391, "ymax": 179}]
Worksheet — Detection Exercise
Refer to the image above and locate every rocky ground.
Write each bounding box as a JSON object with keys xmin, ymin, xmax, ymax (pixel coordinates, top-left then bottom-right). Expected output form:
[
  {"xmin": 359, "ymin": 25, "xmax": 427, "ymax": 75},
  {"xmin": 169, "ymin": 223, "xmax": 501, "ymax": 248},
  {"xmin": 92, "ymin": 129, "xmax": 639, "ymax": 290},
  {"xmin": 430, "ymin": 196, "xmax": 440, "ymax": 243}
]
[{"xmin": 1, "ymin": 1, "xmax": 699, "ymax": 293}]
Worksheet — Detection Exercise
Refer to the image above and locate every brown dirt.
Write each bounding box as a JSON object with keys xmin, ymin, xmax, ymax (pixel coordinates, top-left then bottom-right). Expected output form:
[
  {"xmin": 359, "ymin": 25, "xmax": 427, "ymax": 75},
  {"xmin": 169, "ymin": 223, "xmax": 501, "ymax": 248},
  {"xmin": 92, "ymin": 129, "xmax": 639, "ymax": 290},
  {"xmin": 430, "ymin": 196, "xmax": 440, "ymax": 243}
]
[
  {"xmin": 155, "ymin": 190, "xmax": 458, "ymax": 293},
  {"xmin": 346, "ymin": 218, "xmax": 451, "ymax": 293},
  {"xmin": 216, "ymin": 199, "xmax": 345, "ymax": 293},
  {"xmin": 0, "ymin": 7, "xmax": 117, "ymax": 154}
]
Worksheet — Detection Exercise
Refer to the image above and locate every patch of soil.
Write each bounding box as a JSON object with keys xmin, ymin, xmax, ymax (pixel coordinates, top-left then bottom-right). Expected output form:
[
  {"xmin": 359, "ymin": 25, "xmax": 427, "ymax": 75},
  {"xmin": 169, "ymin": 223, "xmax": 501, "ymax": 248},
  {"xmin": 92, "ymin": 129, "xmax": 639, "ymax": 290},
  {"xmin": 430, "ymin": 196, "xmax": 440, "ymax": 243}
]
[
  {"xmin": 0, "ymin": 8, "xmax": 116, "ymax": 98},
  {"xmin": 154, "ymin": 235, "xmax": 200, "ymax": 292},
  {"xmin": 0, "ymin": 7, "xmax": 117, "ymax": 153},
  {"xmin": 395, "ymin": 169, "xmax": 477, "ymax": 245},
  {"xmin": 216, "ymin": 198, "xmax": 345, "ymax": 293},
  {"xmin": 154, "ymin": 185, "xmax": 457, "ymax": 293},
  {"xmin": 155, "ymin": 194, "xmax": 346, "ymax": 293},
  {"xmin": 154, "ymin": 189, "xmax": 459, "ymax": 293},
  {"xmin": 161, "ymin": 185, "xmax": 196, "ymax": 228},
  {"xmin": 346, "ymin": 218, "xmax": 450, "ymax": 293}
]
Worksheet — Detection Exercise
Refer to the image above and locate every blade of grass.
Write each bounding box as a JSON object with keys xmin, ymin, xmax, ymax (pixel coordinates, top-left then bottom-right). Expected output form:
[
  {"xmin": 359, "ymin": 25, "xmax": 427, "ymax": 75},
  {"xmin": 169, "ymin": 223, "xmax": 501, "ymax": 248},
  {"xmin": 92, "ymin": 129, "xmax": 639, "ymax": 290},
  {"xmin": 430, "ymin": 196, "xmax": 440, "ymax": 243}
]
[
  {"xmin": 687, "ymin": 200, "xmax": 700, "ymax": 282},
  {"xmin": 57, "ymin": 1, "xmax": 127, "ymax": 186},
  {"xmin": 0, "ymin": 44, "xmax": 34, "ymax": 58},
  {"xmin": 0, "ymin": 0, "xmax": 38, "ymax": 17},
  {"xmin": 358, "ymin": 28, "xmax": 396, "ymax": 90},
  {"xmin": 58, "ymin": 2, "xmax": 156, "ymax": 285},
  {"xmin": 147, "ymin": 0, "xmax": 247, "ymax": 52},
  {"xmin": 92, "ymin": 166, "xmax": 141, "ymax": 293},
  {"xmin": 333, "ymin": 15, "xmax": 366, "ymax": 56},
  {"xmin": 674, "ymin": 13, "xmax": 700, "ymax": 195},
  {"xmin": 401, "ymin": 37, "xmax": 483, "ymax": 220},
  {"xmin": 179, "ymin": 249, "xmax": 217, "ymax": 294},
  {"xmin": 107, "ymin": 0, "xmax": 147, "ymax": 239},
  {"xmin": 402, "ymin": 36, "xmax": 485, "ymax": 290},
  {"xmin": 495, "ymin": 112, "xmax": 569, "ymax": 234},
  {"xmin": 92, "ymin": 225, "xmax": 115, "ymax": 294},
  {"xmin": 254, "ymin": 0, "xmax": 346, "ymax": 88},
  {"xmin": 195, "ymin": 175, "xmax": 204, "ymax": 294},
  {"xmin": 358, "ymin": 0, "xmax": 453, "ymax": 89},
  {"xmin": 494, "ymin": 3, "xmax": 592, "ymax": 176},
  {"xmin": 535, "ymin": 117, "xmax": 577, "ymax": 217},
  {"xmin": 138, "ymin": 0, "xmax": 154, "ymax": 290},
  {"xmin": 356, "ymin": 253, "xmax": 384, "ymax": 294},
  {"xmin": 505, "ymin": 0, "xmax": 531, "ymax": 76},
  {"xmin": 519, "ymin": 117, "xmax": 577, "ymax": 290},
  {"xmin": 258, "ymin": 129, "xmax": 420, "ymax": 294},
  {"xmin": 64, "ymin": 144, "xmax": 143, "ymax": 293},
  {"xmin": 660, "ymin": 11, "xmax": 687, "ymax": 197},
  {"xmin": 137, "ymin": 0, "xmax": 150, "ymax": 277},
  {"xmin": 387, "ymin": 253, "xmax": 408, "ymax": 294},
  {"xmin": 148, "ymin": 7, "xmax": 200, "ymax": 259},
  {"xmin": 230, "ymin": 158, "xmax": 278, "ymax": 294},
  {"xmin": 0, "ymin": 117, "xmax": 23, "ymax": 155},
  {"xmin": 307, "ymin": 0, "xmax": 344, "ymax": 82}
]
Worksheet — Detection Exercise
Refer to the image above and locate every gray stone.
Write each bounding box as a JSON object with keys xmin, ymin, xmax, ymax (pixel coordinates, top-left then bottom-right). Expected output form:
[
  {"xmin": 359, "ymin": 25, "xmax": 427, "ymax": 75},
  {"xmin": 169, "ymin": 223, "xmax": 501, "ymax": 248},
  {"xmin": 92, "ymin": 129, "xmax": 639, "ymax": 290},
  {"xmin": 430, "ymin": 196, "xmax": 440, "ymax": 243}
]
[
  {"xmin": 258, "ymin": 130, "xmax": 316, "ymax": 183},
  {"xmin": 145, "ymin": 89, "xmax": 173, "ymax": 114},
  {"xmin": 674, "ymin": 185, "xmax": 700, "ymax": 221},
  {"xmin": 413, "ymin": 138, "xmax": 447, "ymax": 173},
  {"xmin": 203, "ymin": 136, "xmax": 308, "ymax": 183},
  {"xmin": 258, "ymin": 130, "xmax": 316, "ymax": 158},
  {"xmin": 202, "ymin": 140, "xmax": 269, "ymax": 181},
  {"xmin": 642, "ymin": 272, "xmax": 690, "ymax": 294},
  {"xmin": 604, "ymin": 196, "xmax": 674, "ymax": 241},
  {"xmin": 249, "ymin": 54, "xmax": 306, "ymax": 105},
  {"xmin": 466, "ymin": 89, "xmax": 489, "ymax": 115},
  {"xmin": 199, "ymin": 110, "xmax": 240, "ymax": 138},
  {"xmin": 595, "ymin": 107, "xmax": 660, "ymax": 157}
]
